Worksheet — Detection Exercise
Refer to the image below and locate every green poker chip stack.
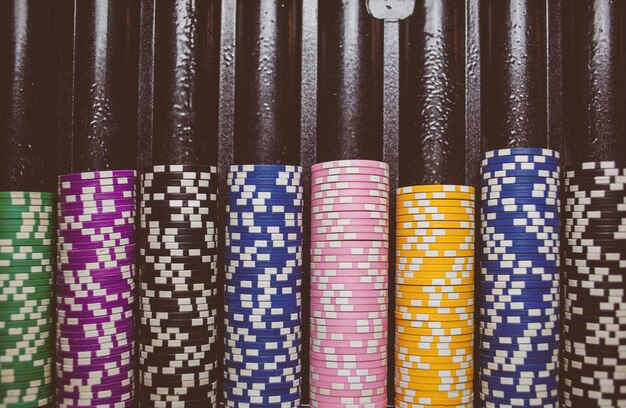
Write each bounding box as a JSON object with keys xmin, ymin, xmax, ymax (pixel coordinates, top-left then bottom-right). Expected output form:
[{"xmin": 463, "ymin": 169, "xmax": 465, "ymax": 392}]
[{"xmin": 0, "ymin": 192, "xmax": 54, "ymax": 407}]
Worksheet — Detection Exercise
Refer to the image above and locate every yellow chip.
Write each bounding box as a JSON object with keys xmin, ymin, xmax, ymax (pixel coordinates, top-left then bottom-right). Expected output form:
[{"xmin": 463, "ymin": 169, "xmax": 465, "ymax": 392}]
[
  {"xmin": 395, "ymin": 338, "xmax": 474, "ymax": 351},
  {"xmin": 395, "ymin": 288, "xmax": 474, "ymax": 301},
  {"xmin": 397, "ymin": 284, "xmax": 474, "ymax": 294},
  {"xmin": 396, "ymin": 299, "xmax": 474, "ymax": 310},
  {"xmin": 394, "ymin": 384, "xmax": 473, "ymax": 396},
  {"xmin": 395, "ymin": 398, "xmax": 473, "ymax": 408},
  {"xmin": 395, "ymin": 277, "xmax": 475, "ymax": 287},
  {"xmin": 397, "ymin": 248, "xmax": 475, "ymax": 258},
  {"xmin": 397, "ymin": 199, "xmax": 474, "ymax": 208},
  {"xmin": 396, "ymin": 222, "xmax": 475, "ymax": 232},
  {"xmin": 395, "ymin": 312, "xmax": 474, "ymax": 323},
  {"xmin": 395, "ymin": 234, "xmax": 475, "ymax": 244},
  {"xmin": 396, "ymin": 325, "xmax": 474, "ymax": 337},
  {"xmin": 395, "ymin": 364, "xmax": 473, "ymax": 376},
  {"xmin": 397, "ymin": 257, "xmax": 474, "ymax": 266},
  {"xmin": 395, "ymin": 370, "xmax": 473, "ymax": 383},
  {"xmin": 394, "ymin": 304, "xmax": 474, "ymax": 315},
  {"xmin": 396, "ymin": 333, "xmax": 475, "ymax": 346},
  {"xmin": 395, "ymin": 380, "xmax": 473, "ymax": 392},
  {"xmin": 396, "ymin": 229, "xmax": 474, "ymax": 238},
  {"xmin": 396, "ymin": 273, "xmax": 473, "ymax": 284},
  {"xmin": 397, "ymin": 185, "xmax": 475, "ymax": 195},
  {"xmin": 397, "ymin": 241, "xmax": 475, "ymax": 251},
  {"xmin": 396, "ymin": 213, "xmax": 476, "ymax": 223},
  {"xmin": 397, "ymin": 207, "xmax": 476, "ymax": 217},
  {"xmin": 396, "ymin": 264, "xmax": 474, "ymax": 274},
  {"xmin": 397, "ymin": 191, "xmax": 476, "ymax": 201},
  {"xmin": 395, "ymin": 347, "xmax": 473, "ymax": 358},
  {"xmin": 395, "ymin": 394, "xmax": 474, "ymax": 406},
  {"xmin": 394, "ymin": 351, "xmax": 473, "ymax": 363},
  {"xmin": 396, "ymin": 318, "xmax": 474, "ymax": 330}
]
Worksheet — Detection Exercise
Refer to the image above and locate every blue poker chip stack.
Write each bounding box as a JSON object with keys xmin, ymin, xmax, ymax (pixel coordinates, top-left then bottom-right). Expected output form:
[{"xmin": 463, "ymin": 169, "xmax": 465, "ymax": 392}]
[
  {"xmin": 562, "ymin": 161, "xmax": 626, "ymax": 408},
  {"xmin": 224, "ymin": 164, "xmax": 304, "ymax": 408},
  {"xmin": 478, "ymin": 148, "xmax": 561, "ymax": 408}
]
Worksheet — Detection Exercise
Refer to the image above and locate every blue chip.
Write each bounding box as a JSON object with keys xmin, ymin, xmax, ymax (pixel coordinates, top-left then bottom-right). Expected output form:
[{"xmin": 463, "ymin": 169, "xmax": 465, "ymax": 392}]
[
  {"xmin": 481, "ymin": 148, "xmax": 560, "ymax": 159},
  {"xmin": 480, "ymin": 363, "xmax": 560, "ymax": 376},
  {"xmin": 480, "ymin": 280, "xmax": 560, "ymax": 289},
  {"xmin": 228, "ymin": 171, "xmax": 302, "ymax": 180},
  {"xmin": 226, "ymin": 263, "xmax": 303, "ymax": 272},
  {"xmin": 479, "ymin": 299, "xmax": 559, "ymax": 309},
  {"xmin": 223, "ymin": 378, "xmax": 301, "ymax": 391},
  {"xmin": 225, "ymin": 293, "xmax": 301, "ymax": 304},
  {"xmin": 225, "ymin": 315, "xmax": 301, "ymax": 328},
  {"xmin": 479, "ymin": 326, "xmax": 560, "ymax": 338},
  {"xmin": 227, "ymin": 232, "xmax": 303, "ymax": 241},
  {"xmin": 481, "ymin": 156, "xmax": 561, "ymax": 168},
  {"xmin": 226, "ymin": 337, "xmax": 301, "ymax": 350},
  {"xmin": 225, "ymin": 353, "xmax": 299, "ymax": 367},
  {"xmin": 481, "ymin": 225, "xmax": 560, "ymax": 234},
  {"xmin": 482, "ymin": 247, "xmax": 559, "ymax": 256},
  {"xmin": 227, "ymin": 219, "xmax": 303, "ymax": 228},
  {"xmin": 224, "ymin": 386, "xmax": 300, "ymax": 404},
  {"xmin": 482, "ymin": 183, "xmax": 560, "ymax": 193},
  {"xmin": 484, "ymin": 238, "xmax": 559, "ymax": 247},
  {"xmin": 224, "ymin": 251, "xmax": 302, "ymax": 261},
  {"xmin": 226, "ymin": 332, "xmax": 302, "ymax": 344},
  {"xmin": 478, "ymin": 347, "xmax": 559, "ymax": 360},
  {"xmin": 227, "ymin": 198, "xmax": 303, "ymax": 207},
  {"xmin": 479, "ymin": 293, "xmax": 559, "ymax": 304},
  {"xmin": 479, "ymin": 371, "xmax": 559, "ymax": 387},
  {"xmin": 225, "ymin": 285, "xmax": 300, "ymax": 296},
  {"xmin": 479, "ymin": 392, "xmax": 558, "ymax": 406},
  {"xmin": 228, "ymin": 191, "xmax": 303, "ymax": 200},
  {"xmin": 479, "ymin": 390, "xmax": 558, "ymax": 404},
  {"xmin": 227, "ymin": 185, "xmax": 303, "ymax": 193},
  {"xmin": 228, "ymin": 211, "xmax": 302, "ymax": 219},
  {"xmin": 229, "ymin": 165, "xmax": 302, "ymax": 173},
  {"xmin": 225, "ymin": 272, "xmax": 303, "ymax": 283},
  {"xmin": 478, "ymin": 355, "xmax": 560, "ymax": 368},
  {"xmin": 479, "ymin": 358, "xmax": 559, "ymax": 371},
  {"xmin": 227, "ymin": 177, "xmax": 302, "ymax": 185},
  {"xmin": 479, "ymin": 320, "xmax": 559, "ymax": 331},
  {"xmin": 225, "ymin": 365, "xmax": 301, "ymax": 378},
  {"xmin": 226, "ymin": 248, "xmax": 303, "ymax": 257},
  {"xmin": 227, "ymin": 344, "xmax": 302, "ymax": 358},
  {"xmin": 481, "ymin": 218, "xmax": 561, "ymax": 227},
  {"xmin": 481, "ymin": 254, "xmax": 559, "ymax": 263},
  {"xmin": 225, "ymin": 311, "xmax": 301, "ymax": 323},
  {"xmin": 481, "ymin": 163, "xmax": 561, "ymax": 174},
  {"xmin": 481, "ymin": 169, "xmax": 560, "ymax": 179},
  {"xmin": 226, "ymin": 278, "xmax": 301, "ymax": 290},
  {"xmin": 481, "ymin": 258, "xmax": 560, "ymax": 268},
  {"xmin": 225, "ymin": 227, "xmax": 303, "ymax": 236},
  {"xmin": 480, "ymin": 268, "xmax": 561, "ymax": 278},
  {"xmin": 480, "ymin": 336, "xmax": 560, "ymax": 348},
  {"xmin": 482, "ymin": 232, "xmax": 560, "ymax": 241},
  {"xmin": 481, "ymin": 206, "xmax": 561, "ymax": 216},
  {"xmin": 226, "ymin": 239, "xmax": 303, "ymax": 249},
  {"xmin": 226, "ymin": 205, "xmax": 302, "ymax": 214},
  {"xmin": 481, "ymin": 176, "xmax": 560, "ymax": 186},
  {"xmin": 479, "ymin": 315, "xmax": 559, "ymax": 326},
  {"xmin": 226, "ymin": 266, "xmax": 302, "ymax": 275},
  {"xmin": 481, "ymin": 196, "xmax": 560, "ymax": 206}
]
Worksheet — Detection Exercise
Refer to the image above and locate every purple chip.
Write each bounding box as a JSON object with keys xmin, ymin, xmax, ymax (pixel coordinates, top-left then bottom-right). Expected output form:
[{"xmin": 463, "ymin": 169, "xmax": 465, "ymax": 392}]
[
  {"xmin": 58, "ymin": 229, "xmax": 135, "ymax": 243},
  {"xmin": 56, "ymin": 279, "xmax": 135, "ymax": 292},
  {"xmin": 58, "ymin": 238, "xmax": 134, "ymax": 253},
  {"xmin": 58, "ymin": 257, "xmax": 135, "ymax": 270},
  {"xmin": 57, "ymin": 293, "xmax": 134, "ymax": 308},
  {"xmin": 57, "ymin": 263, "xmax": 134, "ymax": 277},
  {"xmin": 57, "ymin": 356, "xmax": 133, "ymax": 374},
  {"xmin": 58, "ymin": 203, "xmax": 136, "ymax": 218},
  {"xmin": 58, "ymin": 170, "xmax": 137, "ymax": 183},
  {"xmin": 58, "ymin": 243, "xmax": 136, "ymax": 258},
  {"xmin": 57, "ymin": 272, "xmax": 134, "ymax": 286},
  {"xmin": 58, "ymin": 198, "xmax": 136, "ymax": 211},
  {"xmin": 56, "ymin": 342, "xmax": 134, "ymax": 361},
  {"xmin": 59, "ymin": 218, "xmax": 135, "ymax": 233},
  {"xmin": 57, "ymin": 321, "xmax": 134, "ymax": 339},
  {"xmin": 57, "ymin": 392, "xmax": 135, "ymax": 407},
  {"xmin": 56, "ymin": 360, "xmax": 134, "ymax": 376},
  {"xmin": 58, "ymin": 175, "xmax": 136, "ymax": 189},
  {"xmin": 59, "ymin": 190, "xmax": 135, "ymax": 204},
  {"xmin": 57, "ymin": 318, "xmax": 133, "ymax": 333},
  {"xmin": 58, "ymin": 183, "xmax": 136, "ymax": 198},
  {"xmin": 57, "ymin": 304, "xmax": 134, "ymax": 319},
  {"xmin": 58, "ymin": 210, "xmax": 136, "ymax": 225}
]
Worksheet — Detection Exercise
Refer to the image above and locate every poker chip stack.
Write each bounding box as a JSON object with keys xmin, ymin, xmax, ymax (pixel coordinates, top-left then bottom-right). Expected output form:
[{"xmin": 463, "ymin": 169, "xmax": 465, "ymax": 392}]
[
  {"xmin": 223, "ymin": 164, "xmax": 304, "ymax": 407},
  {"xmin": 56, "ymin": 171, "xmax": 138, "ymax": 407},
  {"xmin": 394, "ymin": 185, "xmax": 476, "ymax": 408},
  {"xmin": 138, "ymin": 165, "xmax": 219, "ymax": 407},
  {"xmin": 309, "ymin": 159, "xmax": 390, "ymax": 408},
  {"xmin": 562, "ymin": 161, "xmax": 626, "ymax": 408},
  {"xmin": 478, "ymin": 148, "xmax": 561, "ymax": 408},
  {"xmin": 0, "ymin": 192, "xmax": 55, "ymax": 408}
]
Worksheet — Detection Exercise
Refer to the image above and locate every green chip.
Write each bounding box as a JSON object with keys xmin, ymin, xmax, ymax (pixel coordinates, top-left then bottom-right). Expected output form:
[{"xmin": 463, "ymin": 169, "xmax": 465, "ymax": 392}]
[
  {"xmin": 0, "ymin": 239, "xmax": 53, "ymax": 247},
  {"xmin": 0, "ymin": 192, "xmax": 53, "ymax": 200},
  {"xmin": 0, "ymin": 367, "xmax": 52, "ymax": 383},
  {"xmin": 0, "ymin": 259, "xmax": 53, "ymax": 268},
  {"xmin": 0, "ymin": 311, "xmax": 53, "ymax": 324},
  {"xmin": 0, "ymin": 285, "xmax": 52, "ymax": 294},
  {"xmin": 0, "ymin": 212, "xmax": 53, "ymax": 221},
  {"xmin": 0, "ymin": 206, "xmax": 53, "ymax": 213},
  {"xmin": 0, "ymin": 305, "xmax": 51, "ymax": 317},
  {"xmin": 0, "ymin": 339, "xmax": 52, "ymax": 353},
  {"xmin": 0, "ymin": 231, "xmax": 53, "ymax": 240},
  {"xmin": 0, "ymin": 331, "xmax": 51, "ymax": 346},
  {"xmin": 0, "ymin": 299, "xmax": 51, "ymax": 311},
  {"xmin": 0, "ymin": 325, "xmax": 51, "ymax": 338},
  {"xmin": 0, "ymin": 358, "xmax": 52, "ymax": 371},
  {"xmin": 0, "ymin": 292, "xmax": 52, "ymax": 302},
  {"xmin": 0, "ymin": 220, "xmax": 52, "ymax": 228},
  {"xmin": 0, "ymin": 387, "xmax": 53, "ymax": 406},
  {"xmin": 0, "ymin": 265, "xmax": 54, "ymax": 275},
  {"xmin": 0, "ymin": 317, "xmax": 51, "ymax": 330},
  {"xmin": 0, "ymin": 274, "xmax": 53, "ymax": 284},
  {"xmin": 0, "ymin": 197, "xmax": 54, "ymax": 205},
  {"xmin": 0, "ymin": 252, "xmax": 54, "ymax": 262},
  {"xmin": 0, "ymin": 349, "xmax": 52, "ymax": 364},
  {"xmin": 0, "ymin": 395, "xmax": 53, "ymax": 408}
]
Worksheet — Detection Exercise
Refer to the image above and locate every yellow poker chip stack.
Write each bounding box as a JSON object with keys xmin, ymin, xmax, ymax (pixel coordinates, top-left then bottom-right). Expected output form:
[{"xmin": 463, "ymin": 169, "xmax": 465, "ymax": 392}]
[{"xmin": 394, "ymin": 185, "xmax": 476, "ymax": 408}]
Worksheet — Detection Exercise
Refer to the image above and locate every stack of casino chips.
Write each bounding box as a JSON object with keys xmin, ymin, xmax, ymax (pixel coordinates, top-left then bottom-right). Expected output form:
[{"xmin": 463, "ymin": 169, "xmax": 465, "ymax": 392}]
[
  {"xmin": 0, "ymin": 192, "xmax": 55, "ymax": 407},
  {"xmin": 223, "ymin": 165, "xmax": 304, "ymax": 407},
  {"xmin": 56, "ymin": 171, "xmax": 137, "ymax": 407},
  {"xmin": 478, "ymin": 148, "xmax": 561, "ymax": 408},
  {"xmin": 138, "ymin": 165, "xmax": 219, "ymax": 407},
  {"xmin": 562, "ymin": 161, "xmax": 626, "ymax": 407},
  {"xmin": 309, "ymin": 159, "xmax": 390, "ymax": 408},
  {"xmin": 394, "ymin": 185, "xmax": 476, "ymax": 408}
]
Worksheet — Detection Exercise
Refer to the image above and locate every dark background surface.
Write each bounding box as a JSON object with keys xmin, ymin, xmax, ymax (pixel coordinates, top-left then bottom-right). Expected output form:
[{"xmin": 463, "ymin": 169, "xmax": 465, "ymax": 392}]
[{"xmin": 1, "ymin": 0, "xmax": 625, "ymax": 405}]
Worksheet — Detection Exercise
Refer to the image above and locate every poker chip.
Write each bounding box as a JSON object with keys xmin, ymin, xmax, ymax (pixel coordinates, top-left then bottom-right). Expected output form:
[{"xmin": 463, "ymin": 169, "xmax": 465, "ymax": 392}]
[
  {"xmin": 562, "ymin": 160, "xmax": 626, "ymax": 407},
  {"xmin": 53, "ymin": 171, "xmax": 137, "ymax": 406},
  {"xmin": 393, "ymin": 184, "xmax": 475, "ymax": 405},
  {"xmin": 478, "ymin": 148, "xmax": 561, "ymax": 407},
  {"xmin": 309, "ymin": 160, "xmax": 389, "ymax": 406},
  {"xmin": 137, "ymin": 165, "xmax": 219, "ymax": 405},
  {"xmin": 224, "ymin": 164, "xmax": 304, "ymax": 406},
  {"xmin": 0, "ymin": 192, "xmax": 55, "ymax": 407}
]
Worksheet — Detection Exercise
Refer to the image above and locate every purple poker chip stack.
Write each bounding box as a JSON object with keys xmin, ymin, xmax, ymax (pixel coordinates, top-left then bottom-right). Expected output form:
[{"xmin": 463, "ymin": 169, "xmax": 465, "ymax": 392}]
[
  {"xmin": 138, "ymin": 165, "xmax": 219, "ymax": 407},
  {"xmin": 55, "ymin": 170, "xmax": 137, "ymax": 408}
]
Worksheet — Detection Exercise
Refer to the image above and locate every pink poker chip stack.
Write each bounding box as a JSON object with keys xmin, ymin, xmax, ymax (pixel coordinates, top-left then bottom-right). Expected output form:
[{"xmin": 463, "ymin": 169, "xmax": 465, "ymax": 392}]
[{"xmin": 309, "ymin": 159, "xmax": 390, "ymax": 408}]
